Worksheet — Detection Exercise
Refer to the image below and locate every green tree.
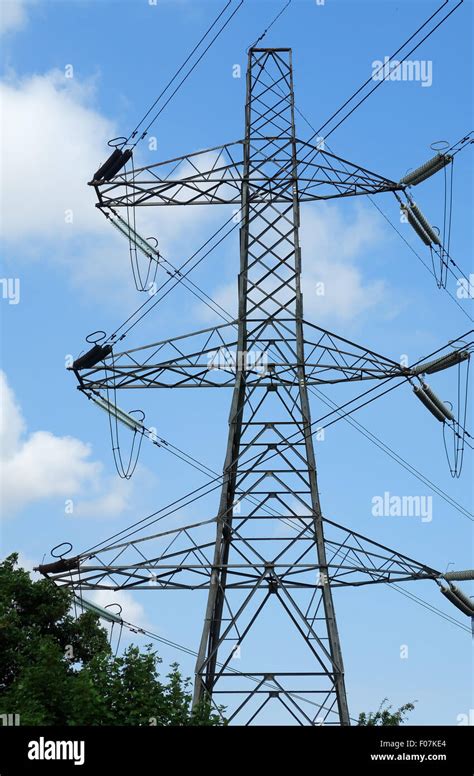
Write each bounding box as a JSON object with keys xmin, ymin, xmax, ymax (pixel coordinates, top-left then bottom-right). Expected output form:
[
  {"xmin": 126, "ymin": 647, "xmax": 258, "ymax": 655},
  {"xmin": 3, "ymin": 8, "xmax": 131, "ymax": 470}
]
[
  {"xmin": 358, "ymin": 697, "xmax": 416, "ymax": 726},
  {"xmin": 0, "ymin": 554, "xmax": 223, "ymax": 726}
]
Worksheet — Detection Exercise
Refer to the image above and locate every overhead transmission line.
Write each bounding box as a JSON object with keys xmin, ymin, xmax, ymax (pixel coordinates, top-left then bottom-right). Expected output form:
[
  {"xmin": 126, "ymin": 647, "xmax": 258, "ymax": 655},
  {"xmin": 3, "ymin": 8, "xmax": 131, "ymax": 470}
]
[
  {"xmin": 375, "ymin": 193, "xmax": 472, "ymax": 321},
  {"xmin": 111, "ymin": 2, "xmax": 472, "ymax": 347},
  {"xmin": 99, "ymin": 600, "xmax": 469, "ymax": 726},
  {"xmin": 107, "ymin": 210, "xmax": 241, "ymax": 343},
  {"xmin": 74, "ymin": 354, "xmax": 473, "ymax": 648},
  {"xmin": 123, "ymin": 0, "xmax": 245, "ymax": 149},
  {"xmin": 69, "ymin": 564, "xmax": 468, "ymax": 730},
  {"xmin": 96, "ymin": 207, "xmax": 473, "ymax": 509},
  {"xmin": 98, "ymin": 176, "xmax": 474, "ymax": 506},
  {"xmin": 94, "ymin": 203, "xmax": 473, "ymax": 523},
  {"xmin": 81, "ymin": 328, "xmax": 473, "ymax": 559},
  {"xmin": 113, "ymin": 0, "xmax": 296, "ymax": 298},
  {"xmin": 248, "ymin": 0, "xmax": 292, "ymax": 49},
  {"xmin": 76, "ymin": 479, "xmax": 470, "ymax": 662},
  {"xmin": 446, "ymin": 132, "xmax": 474, "ymax": 158},
  {"xmin": 122, "ymin": 0, "xmax": 294, "ymax": 151},
  {"xmin": 73, "ymin": 0, "xmax": 472, "ymax": 673},
  {"xmin": 81, "ymin": 381, "xmax": 416, "ymax": 551},
  {"xmin": 72, "ymin": 605, "xmax": 362, "ymax": 723},
  {"xmin": 74, "ymin": 596, "xmax": 469, "ymax": 725},
  {"xmin": 110, "ymin": 0, "xmax": 470, "ymax": 340},
  {"xmin": 389, "ymin": 583, "xmax": 471, "ymax": 633},
  {"xmin": 301, "ymin": 0, "xmax": 464, "ymax": 153},
  {"xmin": 286, "ymin": 77, "xmax": 473, "ymax": 320},
  {"xmin": 110, "ymin": 358, "xmax": 474, "ymax": 536}
]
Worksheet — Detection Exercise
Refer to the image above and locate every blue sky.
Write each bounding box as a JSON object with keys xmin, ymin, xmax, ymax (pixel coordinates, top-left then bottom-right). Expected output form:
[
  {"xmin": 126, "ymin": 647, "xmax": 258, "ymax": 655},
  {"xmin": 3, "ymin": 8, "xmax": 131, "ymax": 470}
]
[{"xmin": 0, "ymin": 0, "xmax": 473, "ymax": 725}]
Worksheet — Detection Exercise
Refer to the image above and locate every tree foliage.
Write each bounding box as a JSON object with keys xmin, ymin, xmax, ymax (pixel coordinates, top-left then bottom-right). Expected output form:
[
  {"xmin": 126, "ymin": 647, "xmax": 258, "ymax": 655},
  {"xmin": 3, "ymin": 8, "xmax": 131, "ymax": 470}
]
[
  {"xmin": 358, "ymin": 697, "xmax": 416, "ymax": 726},
  {"xmin": 0, "ymin": 554, "xmax": 223, "ymax": 726}
]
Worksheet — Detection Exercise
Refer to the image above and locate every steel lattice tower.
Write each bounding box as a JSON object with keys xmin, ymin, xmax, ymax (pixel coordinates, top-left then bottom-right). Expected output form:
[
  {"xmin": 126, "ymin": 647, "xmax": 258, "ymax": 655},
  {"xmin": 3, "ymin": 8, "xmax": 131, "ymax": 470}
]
[
  {"xmin": 193, "ymin": 48, "xmax": 349, "ymax": 723},
  {"xmin": 38, "ymin": 48, "xmax": 473, "ymax": 726}
]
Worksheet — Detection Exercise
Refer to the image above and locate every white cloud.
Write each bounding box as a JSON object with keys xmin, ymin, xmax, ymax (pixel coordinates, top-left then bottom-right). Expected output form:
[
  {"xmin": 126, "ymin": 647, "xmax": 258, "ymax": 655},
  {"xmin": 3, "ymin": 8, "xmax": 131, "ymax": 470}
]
[
  {"xmin": 0, "ymin": 369, "xmax": 26, "ymax": 457},
  {"xmin": 0, "ymin": 0, "xmax": 30, "ymax": 36},
  {"xmin": 0, "ymin": 370, "xmax": 133, "ymax": 517},
  {"xmin": 2, "ymin": 428, "xmax": 100, "ymax": 514},
  {"xmin": 0, "ymin": 69, "xmax": 222, "ymax": 301},
  {"xmin": 0, "ymin": 70, "xmax": 114, "ymax": 239},
  {"xmin": 0, "ymin": 371, "xmax": 101, "ymax": 514},
  {"xmin": 299, "ymin": 203, "xmax": 387, "ymax": 322}
]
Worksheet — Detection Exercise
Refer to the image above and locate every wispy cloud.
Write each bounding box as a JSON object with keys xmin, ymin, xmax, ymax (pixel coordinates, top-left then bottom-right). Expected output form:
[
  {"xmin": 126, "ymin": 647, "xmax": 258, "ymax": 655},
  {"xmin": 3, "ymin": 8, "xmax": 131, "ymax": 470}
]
[
  {"xmin": 0, "ymin": 0, "xmax": 32, "ymax": 37},
  {"xmin": 73, "ymin": 475, "xmax": 133, "ymax": 519}
]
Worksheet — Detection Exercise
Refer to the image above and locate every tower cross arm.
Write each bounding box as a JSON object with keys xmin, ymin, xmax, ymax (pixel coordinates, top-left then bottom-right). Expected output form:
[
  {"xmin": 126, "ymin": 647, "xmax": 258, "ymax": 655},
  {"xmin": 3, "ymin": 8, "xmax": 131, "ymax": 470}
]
[
  {"xmin": 91, "ymin": 140, "xmax": 245, "ymax": 208},
  {"xmin": 90, "ymin": 136, "xmax": 402, "ymax": 210},
  {"xmin": 295, "ymin": 138, "xmax": 403, "ymax": 200}
]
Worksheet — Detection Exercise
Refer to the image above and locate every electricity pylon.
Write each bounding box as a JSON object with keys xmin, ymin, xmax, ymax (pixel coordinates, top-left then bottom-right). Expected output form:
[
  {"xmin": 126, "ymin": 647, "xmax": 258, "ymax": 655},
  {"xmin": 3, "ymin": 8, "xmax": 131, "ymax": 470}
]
[{"xmin": 38, "ymin": 49, "xmax": 473, "ymax": 726}]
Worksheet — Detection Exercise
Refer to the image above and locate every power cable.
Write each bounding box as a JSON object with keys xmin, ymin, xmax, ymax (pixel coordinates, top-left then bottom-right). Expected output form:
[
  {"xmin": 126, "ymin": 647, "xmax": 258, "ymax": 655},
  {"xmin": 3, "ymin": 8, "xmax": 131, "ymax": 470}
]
[
  {"xmin": 81, "ymin": 353, "xmax": 472, "ymax": 559},
  {"xmin": 273, "ymin": 77, "xmax": 473, "ymax": 319},
  {"xmin": 302, "ymin": 1, "xmax": 463, "ymax": 151},
  {"xmin": 248, "ymin": 0, "xmax": 292, "ymax": 50},
  {"xmin": 125, "ymin": 1, "xmax": 245, "ymax": 148}
]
